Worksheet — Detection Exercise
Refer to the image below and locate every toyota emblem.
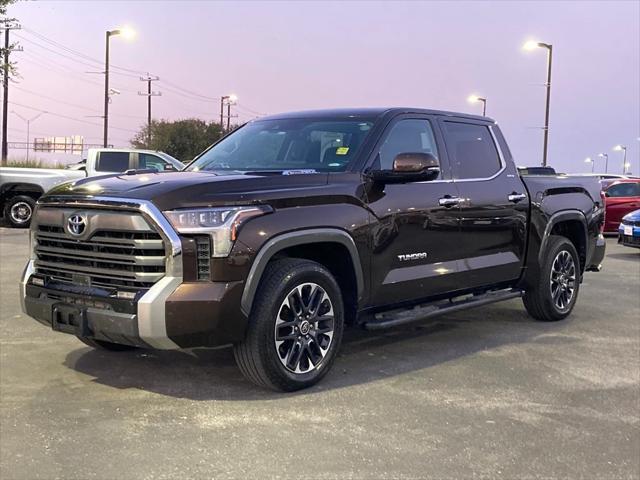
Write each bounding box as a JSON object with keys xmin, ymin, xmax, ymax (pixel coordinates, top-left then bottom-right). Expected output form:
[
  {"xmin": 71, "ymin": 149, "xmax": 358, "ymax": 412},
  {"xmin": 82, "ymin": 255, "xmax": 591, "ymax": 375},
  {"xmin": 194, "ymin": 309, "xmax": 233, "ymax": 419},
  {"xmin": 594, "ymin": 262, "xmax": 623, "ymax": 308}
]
[{"xmin": 67, "ymin": 214, "xmax": 87, "ymax": 236}]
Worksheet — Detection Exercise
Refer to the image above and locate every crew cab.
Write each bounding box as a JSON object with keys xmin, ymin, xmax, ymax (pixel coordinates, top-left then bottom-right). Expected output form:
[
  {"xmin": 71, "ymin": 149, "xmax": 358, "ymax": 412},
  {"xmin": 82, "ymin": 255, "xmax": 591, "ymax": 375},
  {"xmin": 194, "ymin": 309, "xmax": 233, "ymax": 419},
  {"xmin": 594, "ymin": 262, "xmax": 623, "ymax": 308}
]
[
  {"xmin": 0, "ymin": 148, "xmax": 183, "ymax": 227},
  {"xmin": 20, "ymin": 108, "xmax": 606, "ymax": 391}
]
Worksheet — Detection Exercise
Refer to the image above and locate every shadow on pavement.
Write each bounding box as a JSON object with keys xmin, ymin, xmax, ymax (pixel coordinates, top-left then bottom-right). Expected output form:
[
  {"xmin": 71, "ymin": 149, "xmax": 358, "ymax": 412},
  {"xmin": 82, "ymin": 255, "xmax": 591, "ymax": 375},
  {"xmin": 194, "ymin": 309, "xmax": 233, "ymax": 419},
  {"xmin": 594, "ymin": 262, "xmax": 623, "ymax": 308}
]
[
  {"xmin": 63, "ymin": 300, "xmax": 574, "ymax": 400},
  {"xmin": 607, "ymin": 251, "xmax": 640, "ymax": 261}
]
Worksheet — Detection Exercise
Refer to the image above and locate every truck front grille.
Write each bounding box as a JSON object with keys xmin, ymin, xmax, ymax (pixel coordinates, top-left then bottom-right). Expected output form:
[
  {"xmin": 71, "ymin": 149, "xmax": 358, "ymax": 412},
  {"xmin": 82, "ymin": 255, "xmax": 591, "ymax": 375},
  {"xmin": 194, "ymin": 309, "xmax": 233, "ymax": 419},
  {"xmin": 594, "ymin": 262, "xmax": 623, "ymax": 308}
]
[{"xmin": 33, "ymin": 209, "xmax": 166, "ymax": 290}]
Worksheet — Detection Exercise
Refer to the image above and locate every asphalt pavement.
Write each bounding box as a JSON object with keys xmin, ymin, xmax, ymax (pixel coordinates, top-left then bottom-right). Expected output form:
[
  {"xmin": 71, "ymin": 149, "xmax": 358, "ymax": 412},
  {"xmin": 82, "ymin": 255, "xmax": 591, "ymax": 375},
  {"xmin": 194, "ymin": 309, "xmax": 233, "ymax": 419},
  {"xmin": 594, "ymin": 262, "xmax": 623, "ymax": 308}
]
[{"xmin": 1, "ymin": 227, "xmax": 638, "ymax": 479}]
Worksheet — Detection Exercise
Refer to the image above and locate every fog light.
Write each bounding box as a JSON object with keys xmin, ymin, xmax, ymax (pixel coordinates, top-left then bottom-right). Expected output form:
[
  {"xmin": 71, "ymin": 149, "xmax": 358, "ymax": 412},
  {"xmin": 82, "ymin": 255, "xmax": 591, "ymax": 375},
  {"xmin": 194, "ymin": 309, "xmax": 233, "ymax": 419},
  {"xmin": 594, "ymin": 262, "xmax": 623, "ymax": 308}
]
[
  {"xmin": 116, "ymin": 291, "xmax": 136, "ymax": 300},
  {"xmin": 31, "ymin": 277, "xmax": 45, "ymax": 286}
]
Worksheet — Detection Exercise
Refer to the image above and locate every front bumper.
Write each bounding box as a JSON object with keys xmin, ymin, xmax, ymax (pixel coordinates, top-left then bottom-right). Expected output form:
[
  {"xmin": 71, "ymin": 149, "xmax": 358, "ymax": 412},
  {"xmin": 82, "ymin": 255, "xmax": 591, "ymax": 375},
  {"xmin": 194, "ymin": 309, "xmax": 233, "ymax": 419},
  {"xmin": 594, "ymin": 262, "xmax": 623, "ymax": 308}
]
[
  {"xmin": 21, "ymin": 260, "xmax": 247, "ymax": 349},
  {"xmin": 21, "ymin": 194, "xmax": 250, "ymax": 349},
  {"xmin": 618, "ymin": 224, "xmax": 640, "ymax": 248}
]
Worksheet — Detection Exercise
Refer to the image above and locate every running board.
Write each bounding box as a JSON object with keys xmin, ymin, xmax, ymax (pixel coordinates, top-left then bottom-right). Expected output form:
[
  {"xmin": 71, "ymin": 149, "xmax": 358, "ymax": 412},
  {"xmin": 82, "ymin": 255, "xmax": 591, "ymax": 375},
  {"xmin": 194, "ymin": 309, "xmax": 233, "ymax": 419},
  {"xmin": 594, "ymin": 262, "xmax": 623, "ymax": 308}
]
[{"xmin": 363, "ymin": 289, "xmax": 524, "ymax": 330}]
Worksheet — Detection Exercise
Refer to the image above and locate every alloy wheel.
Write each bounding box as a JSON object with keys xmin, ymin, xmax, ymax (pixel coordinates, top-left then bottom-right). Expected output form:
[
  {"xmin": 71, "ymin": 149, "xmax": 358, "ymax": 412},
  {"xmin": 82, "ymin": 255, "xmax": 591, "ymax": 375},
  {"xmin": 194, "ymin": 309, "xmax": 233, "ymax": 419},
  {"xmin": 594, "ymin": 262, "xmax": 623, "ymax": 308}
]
[
  {"xmin": 10, "ymin": 201, "xmax": 32, "ymax": 224},
  {"xmin": 274, "ymin": 282, "xmax": 335, "ymax": 374},
  {"xmin": 549, "ymin": 250, "xmax": 576, "ymax": 311}
]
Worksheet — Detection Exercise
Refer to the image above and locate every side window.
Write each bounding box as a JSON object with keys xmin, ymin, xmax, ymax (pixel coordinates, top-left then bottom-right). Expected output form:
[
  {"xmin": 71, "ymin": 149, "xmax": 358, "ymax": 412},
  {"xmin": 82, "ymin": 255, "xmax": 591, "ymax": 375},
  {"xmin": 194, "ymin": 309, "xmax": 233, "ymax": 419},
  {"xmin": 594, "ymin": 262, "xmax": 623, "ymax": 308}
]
[
  {"xmin": 96, "ymin": 152, "xmax": 130, "ymax": 172},
  {"xmin": 443, "ymin": 122, "xmax": 502, "ymax": 179},
  {"xmin": 377, "ymin": 119, "xmax": 439, "ymax": 172},
  {"xmin": 606, "ymin": 183, "xmax": 640, "ymax": 197},
  {"xmin": 139, "ymin": 153, "xmax": 170, "ymax": 171}
]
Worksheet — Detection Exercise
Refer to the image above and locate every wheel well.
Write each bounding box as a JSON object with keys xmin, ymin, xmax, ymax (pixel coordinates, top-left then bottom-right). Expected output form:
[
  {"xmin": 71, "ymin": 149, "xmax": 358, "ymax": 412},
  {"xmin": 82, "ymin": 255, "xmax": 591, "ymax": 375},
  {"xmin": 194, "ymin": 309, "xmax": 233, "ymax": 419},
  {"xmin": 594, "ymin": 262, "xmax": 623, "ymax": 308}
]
[
  {"xmin": 551, "ymin": 220, "xmax": 586, "ymax": 271},
  {"xmin": 272, "ymin": 242, "xmax": 359, "ymax": 324},
  {"xmin": 0, "ymin": 183, "xmax": 43, "ymax": 203}
]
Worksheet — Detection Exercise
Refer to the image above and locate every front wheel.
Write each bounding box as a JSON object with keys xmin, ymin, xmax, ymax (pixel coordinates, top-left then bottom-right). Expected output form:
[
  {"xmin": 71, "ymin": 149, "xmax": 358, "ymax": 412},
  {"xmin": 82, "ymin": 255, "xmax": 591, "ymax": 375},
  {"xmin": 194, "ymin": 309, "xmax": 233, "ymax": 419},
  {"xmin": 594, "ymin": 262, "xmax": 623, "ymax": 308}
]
[
  {"xmin": 523, "ymin": 235, "xmax": 581, "ymax": 322},
  {"xmin": 233, "ymin": 258, "xmax": 344, "ymax": 391}
]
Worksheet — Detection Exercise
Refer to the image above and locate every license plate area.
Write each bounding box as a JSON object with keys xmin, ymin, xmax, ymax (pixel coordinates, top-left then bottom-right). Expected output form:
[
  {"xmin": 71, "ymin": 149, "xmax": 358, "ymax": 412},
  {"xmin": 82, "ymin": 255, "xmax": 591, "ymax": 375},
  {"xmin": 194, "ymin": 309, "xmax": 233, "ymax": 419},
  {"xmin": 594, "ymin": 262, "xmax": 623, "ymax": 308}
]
[
  {"xmin": 52, "ymin": 303, "xmax": 89, "ymax": 336},
  {"xmin": 624, "ymin": 225, "xmax": 633, "ymax": 236}
]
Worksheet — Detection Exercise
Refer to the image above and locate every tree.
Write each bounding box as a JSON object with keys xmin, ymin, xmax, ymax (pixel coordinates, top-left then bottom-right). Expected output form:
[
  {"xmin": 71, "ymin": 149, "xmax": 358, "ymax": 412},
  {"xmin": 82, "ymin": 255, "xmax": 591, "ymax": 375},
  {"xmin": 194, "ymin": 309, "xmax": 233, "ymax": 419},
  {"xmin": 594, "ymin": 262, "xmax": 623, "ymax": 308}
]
[{"xmin": 130, "ymin": 119, "xmax": 225, "ymax": 163}]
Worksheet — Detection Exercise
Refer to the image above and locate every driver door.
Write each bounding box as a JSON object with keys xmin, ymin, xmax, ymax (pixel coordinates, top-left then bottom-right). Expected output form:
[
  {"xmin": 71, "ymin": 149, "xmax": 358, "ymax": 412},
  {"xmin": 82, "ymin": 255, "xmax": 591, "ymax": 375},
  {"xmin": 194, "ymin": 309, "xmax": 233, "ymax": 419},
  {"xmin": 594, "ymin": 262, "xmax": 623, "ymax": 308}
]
[{"xmin": 365, "ymin": 116, "xmax": 462, "ymax": 308}]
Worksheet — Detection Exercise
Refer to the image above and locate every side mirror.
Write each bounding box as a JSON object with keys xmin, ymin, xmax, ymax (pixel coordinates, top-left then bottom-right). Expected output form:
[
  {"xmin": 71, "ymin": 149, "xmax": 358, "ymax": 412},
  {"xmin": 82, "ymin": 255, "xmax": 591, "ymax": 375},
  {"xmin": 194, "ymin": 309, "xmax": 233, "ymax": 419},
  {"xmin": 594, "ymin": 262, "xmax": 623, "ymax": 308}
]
[
  {"xmin": 371, "ymin": 153, "xmax": 440, "ymax": 184},
  {"xmin": 164, "ymin": 164, "xmax": 176, "ymax": 171}
]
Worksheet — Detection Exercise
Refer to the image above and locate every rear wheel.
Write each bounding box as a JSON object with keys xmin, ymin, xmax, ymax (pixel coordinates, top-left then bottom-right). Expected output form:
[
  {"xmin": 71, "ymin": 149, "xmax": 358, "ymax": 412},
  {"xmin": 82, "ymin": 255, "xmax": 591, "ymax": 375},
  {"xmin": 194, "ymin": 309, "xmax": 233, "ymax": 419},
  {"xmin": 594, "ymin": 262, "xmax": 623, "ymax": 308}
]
[
  {"xmin": 233, "ymin": 258, "xmax": 344, "ymax": 391},
  {"xmin": 523, "ymin": 235, "xmax": 580, "ymax": 321},
  {"xmin": 4, "ymin": 195, "xmax": 36, "ymax": 228},
  {"xmin": 76, "ymin": 336, "xmax": 137, "ymax": 351}
]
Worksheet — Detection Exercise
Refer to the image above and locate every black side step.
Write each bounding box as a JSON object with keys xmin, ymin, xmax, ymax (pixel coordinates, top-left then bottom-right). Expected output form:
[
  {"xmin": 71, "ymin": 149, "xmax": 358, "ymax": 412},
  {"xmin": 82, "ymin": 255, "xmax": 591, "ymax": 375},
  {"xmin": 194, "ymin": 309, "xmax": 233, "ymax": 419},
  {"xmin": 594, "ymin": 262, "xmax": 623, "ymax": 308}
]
[{"xmin": 363, "ymin": 288, "xmax": 524, "ymax": 330}]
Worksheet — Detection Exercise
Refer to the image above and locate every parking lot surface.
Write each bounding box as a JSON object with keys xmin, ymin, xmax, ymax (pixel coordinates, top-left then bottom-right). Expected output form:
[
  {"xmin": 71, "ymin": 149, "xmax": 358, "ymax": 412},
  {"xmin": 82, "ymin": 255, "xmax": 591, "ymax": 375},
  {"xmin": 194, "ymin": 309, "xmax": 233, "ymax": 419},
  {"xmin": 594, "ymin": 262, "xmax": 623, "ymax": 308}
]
[{"xmin": 1, "ymin": 227, "xmax": 638, "ymax": 479}]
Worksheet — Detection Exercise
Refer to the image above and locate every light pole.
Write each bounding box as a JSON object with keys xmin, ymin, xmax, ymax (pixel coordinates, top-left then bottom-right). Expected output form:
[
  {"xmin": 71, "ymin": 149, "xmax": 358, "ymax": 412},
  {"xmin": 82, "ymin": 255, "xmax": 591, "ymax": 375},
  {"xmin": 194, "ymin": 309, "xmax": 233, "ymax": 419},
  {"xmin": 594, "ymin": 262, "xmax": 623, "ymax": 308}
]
[
  {"xmin": 613, "ymin": 145, "xmax": 627, "ymax": 174},
  {"xmin": 467, "ymin": 95, "xmax": 487, "ymax": 116},
  {"xmin": 523, "ymin": 40, "xmax": 553, "ymax": 167},
  {"xmin": 597, "ymin": 152, "xmax": 608, "ymax": 173},
  {"xmin": 103, "ymin": 26, "xmax": 135, "ymax": 147},
  {"xmin": 11, "ymin": 110, "xmax": 45, "ymax": 161},
  {"xmin": 584, "ymin": 157, "xmax": 594, "ymax": 173}
]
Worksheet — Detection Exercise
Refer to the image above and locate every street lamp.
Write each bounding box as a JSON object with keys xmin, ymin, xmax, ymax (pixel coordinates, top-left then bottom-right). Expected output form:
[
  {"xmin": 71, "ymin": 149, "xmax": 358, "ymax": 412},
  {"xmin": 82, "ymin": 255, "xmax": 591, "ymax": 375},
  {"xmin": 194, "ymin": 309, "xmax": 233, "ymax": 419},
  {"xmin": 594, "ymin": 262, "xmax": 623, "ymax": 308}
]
[
  {"xmin": 613, "ymin": 144, "xmax": 628, "ymax": 174},
  {"xmin": 103, "ymin": 26, "xmax": 136, "ymax": 147},
  {"xmin": 597, "ymin": 152, "xmax": 609, "ymax": 173},
  {"xmin": 523, "ymin": 39, "xmax": 553, "ymax": 167},
  {"xmin": 467, "ymin": 94, "xmax": 487, "ymax": 116},
  {"xmin": 584, "ymin": 157, "xmax": 594, "ymax": 173},
  {"xmin": 11, "ymin": 110, "xmax": 46, "ymax": 161},
  {"xmin": 220, "ymin": 94, "xmax": 238, "ymax": 133}
]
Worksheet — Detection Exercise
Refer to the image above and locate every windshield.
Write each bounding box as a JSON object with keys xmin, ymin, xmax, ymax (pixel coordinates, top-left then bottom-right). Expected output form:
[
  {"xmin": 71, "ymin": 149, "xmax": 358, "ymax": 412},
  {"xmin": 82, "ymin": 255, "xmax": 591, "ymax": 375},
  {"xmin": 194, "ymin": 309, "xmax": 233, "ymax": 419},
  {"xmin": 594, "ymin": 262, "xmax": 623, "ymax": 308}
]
[{"xmin": 187, "ymin": 118, "xmax": 374, "ymax": 173}]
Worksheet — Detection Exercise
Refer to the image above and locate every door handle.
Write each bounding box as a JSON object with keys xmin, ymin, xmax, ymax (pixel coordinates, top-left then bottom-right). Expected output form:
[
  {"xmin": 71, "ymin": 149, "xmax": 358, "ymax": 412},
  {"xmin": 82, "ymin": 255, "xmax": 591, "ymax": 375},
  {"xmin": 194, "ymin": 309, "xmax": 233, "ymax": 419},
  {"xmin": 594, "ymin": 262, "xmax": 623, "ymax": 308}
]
[
  {"xmin": 438, "ymin": 196, "xmax": 461, "ymax": 207},
  {"xmin": 508, "ymin": 193, "xmax": 527, "ymax": 203}
]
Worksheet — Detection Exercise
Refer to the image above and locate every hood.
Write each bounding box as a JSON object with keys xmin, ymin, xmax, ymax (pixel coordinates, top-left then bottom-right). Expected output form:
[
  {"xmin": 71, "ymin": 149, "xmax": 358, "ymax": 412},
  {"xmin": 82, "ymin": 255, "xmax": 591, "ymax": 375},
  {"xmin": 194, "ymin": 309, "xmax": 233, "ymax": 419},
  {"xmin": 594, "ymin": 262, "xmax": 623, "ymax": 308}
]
[
  {"xmin": 622, "ymin": 209, "xmax": 640, "ymax": 222},
  {"xmin": 44, "ymin": 170, "xmax": 333, "ymax": 211}
]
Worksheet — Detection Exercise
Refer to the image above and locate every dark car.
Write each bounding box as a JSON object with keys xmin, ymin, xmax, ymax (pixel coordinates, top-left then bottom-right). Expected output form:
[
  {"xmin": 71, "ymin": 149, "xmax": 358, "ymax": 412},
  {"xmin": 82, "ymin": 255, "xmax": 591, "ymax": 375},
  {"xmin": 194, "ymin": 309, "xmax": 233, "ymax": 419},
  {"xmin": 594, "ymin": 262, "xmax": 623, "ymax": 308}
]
[
  {"xmin": 618, "ymin": 209, "xmax": 640, "ymax": 248},
  {"xmin": 20, "ymin": 108, "xmax": 606, "ymax": 391},
  {"xmin": 604, "ymin": 179, "xmax": 640, "ymax": 233}
]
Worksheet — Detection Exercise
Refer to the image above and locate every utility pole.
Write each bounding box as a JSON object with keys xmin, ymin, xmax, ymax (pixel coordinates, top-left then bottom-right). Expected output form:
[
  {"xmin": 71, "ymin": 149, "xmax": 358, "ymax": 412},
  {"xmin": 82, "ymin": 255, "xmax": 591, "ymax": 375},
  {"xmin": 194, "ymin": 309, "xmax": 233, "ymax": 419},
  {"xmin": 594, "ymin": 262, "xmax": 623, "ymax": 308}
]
[
  {"xmin": 219, "ymin": 94, "xmax": 237, "ymax": 134},
  {"xmin": 1, "ymin": 22, "xmax": 22, "ymax": 166},
  {"xmin": 138, "ymin": 74, "xmax": 160, "ymax": 147}
]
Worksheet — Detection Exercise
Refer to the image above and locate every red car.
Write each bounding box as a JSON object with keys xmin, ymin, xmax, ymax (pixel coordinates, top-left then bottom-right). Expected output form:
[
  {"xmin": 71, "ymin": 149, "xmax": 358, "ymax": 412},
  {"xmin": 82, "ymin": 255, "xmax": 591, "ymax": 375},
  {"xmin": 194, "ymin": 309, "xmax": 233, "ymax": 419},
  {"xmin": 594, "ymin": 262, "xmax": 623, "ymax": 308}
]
[{"xmin": 604, "ymin": 179, "xmax": 640, "ymax": 233}]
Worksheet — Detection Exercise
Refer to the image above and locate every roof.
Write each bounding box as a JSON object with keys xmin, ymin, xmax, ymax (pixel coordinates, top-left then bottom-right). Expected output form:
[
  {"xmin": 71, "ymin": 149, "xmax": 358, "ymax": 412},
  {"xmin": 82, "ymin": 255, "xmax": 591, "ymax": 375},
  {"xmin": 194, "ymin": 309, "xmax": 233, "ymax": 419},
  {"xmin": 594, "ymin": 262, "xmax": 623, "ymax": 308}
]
[{"xmin": 257, "ymin": 107, "xmax": 494, "ymax": 123}]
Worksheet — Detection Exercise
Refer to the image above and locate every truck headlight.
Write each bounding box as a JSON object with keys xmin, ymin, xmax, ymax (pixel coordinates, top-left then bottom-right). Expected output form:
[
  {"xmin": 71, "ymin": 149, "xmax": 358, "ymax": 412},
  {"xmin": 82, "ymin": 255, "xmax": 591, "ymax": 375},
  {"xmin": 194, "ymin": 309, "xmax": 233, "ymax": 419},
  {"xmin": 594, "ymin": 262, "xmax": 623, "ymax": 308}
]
[{"xmin": 163, "ymin": 206, "xmax": 271, "ymax": 257}]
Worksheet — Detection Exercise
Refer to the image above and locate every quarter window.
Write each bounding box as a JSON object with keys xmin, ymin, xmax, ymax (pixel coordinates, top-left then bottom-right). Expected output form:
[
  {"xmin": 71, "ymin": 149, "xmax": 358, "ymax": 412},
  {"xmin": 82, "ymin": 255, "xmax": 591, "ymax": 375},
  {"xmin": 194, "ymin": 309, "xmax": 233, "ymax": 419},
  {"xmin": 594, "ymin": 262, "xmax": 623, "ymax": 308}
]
[
  {"xmin": 444, "ymin": 122, "xmax": 501, "ymax": 179},
  {"xmin": 96, "ymin": 152, "xmax": 130, "ymax": 172},
  {"xmin": 377, "ymin": 119, "xmax": 439, "ymax": 172}
]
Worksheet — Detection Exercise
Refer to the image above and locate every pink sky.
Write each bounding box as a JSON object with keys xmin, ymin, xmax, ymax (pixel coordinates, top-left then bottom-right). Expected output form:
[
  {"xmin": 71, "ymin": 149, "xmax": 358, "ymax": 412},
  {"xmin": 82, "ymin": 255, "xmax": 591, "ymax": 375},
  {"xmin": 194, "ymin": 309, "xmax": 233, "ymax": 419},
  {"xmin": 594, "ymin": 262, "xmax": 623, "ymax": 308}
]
[{"xmin": 3, "ymin": 0, "xmax": 639, "ymax": 173}]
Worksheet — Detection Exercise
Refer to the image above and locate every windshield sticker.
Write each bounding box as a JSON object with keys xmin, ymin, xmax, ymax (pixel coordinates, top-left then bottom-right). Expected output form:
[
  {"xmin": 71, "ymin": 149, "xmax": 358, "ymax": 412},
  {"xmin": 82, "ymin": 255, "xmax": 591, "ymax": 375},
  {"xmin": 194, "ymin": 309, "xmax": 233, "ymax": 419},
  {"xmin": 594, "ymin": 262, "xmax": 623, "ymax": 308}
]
[
  {"xmin": 336, "ymin": 147, "xmax": 350, "ymax": 155},
  {"xmin": 282, "ymin": 169, "xmax": 318, "ymax": 175}
]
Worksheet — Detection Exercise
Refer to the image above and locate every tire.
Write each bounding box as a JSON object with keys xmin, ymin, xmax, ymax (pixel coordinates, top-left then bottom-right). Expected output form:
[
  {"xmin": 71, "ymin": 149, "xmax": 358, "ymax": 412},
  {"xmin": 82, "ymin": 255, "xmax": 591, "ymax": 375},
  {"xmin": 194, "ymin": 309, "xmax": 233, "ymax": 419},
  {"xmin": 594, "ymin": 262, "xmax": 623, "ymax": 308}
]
[
  {"xmin": 4, "ymin": 195, "xmax": 36, "ymax": 228},
  {"xmin": 233, "ymin": 258, "xmax": 345, "ymax": 392},
  {"xmin": 76, "ymin": 336, "xmax": 137, "ymax": 351},
  {"xmin": 523, "ymin": 235, "xmax": 581, "ymax": 322}
]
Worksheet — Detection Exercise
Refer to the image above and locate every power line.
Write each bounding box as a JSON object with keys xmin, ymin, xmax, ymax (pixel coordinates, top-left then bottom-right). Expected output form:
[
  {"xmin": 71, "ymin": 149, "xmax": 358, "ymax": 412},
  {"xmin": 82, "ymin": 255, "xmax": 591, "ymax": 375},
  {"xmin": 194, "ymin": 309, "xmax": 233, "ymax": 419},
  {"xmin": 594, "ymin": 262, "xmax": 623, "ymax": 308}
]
[
  {"xmin": 8, "ymin": 101, "xmax": 139, "ymax": 134},
  {"xmin": 16, "ymin": 26, "xmax": 267, "ymax": 126}
]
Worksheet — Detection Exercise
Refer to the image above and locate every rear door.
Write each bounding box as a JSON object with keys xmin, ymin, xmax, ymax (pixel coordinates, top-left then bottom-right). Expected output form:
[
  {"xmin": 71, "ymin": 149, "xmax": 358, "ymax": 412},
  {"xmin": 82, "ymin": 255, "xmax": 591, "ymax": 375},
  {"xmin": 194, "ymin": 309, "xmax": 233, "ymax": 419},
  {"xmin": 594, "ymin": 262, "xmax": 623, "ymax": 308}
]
[{"xmin": 438, "ymin": 119, "xmax": 528, "ymax": 288}]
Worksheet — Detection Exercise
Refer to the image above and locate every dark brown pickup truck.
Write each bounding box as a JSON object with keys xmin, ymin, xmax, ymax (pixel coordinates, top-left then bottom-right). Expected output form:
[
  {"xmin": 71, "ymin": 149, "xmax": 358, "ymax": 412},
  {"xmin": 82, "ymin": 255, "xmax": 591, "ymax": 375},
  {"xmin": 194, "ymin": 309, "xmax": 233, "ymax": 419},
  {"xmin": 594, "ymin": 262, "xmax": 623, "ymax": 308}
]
[{"xmin": 21, "ymin": 108, "xmax": 606, "ymax": 391}]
